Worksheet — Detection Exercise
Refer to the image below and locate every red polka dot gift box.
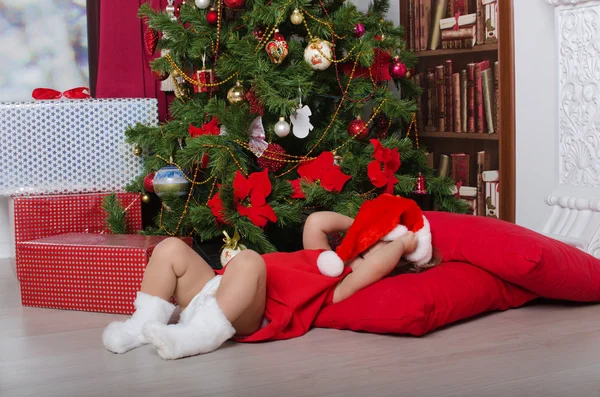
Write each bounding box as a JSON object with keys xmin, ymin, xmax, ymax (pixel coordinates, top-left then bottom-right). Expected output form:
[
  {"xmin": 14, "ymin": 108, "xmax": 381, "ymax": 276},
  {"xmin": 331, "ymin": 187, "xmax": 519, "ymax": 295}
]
[
  {"xmin": 16, "ymin": 233, "xmax": 191, "ymax": 315},
  {"xmin": 11, "ymin": 192, "xmax": 143, "ymax": 245}
]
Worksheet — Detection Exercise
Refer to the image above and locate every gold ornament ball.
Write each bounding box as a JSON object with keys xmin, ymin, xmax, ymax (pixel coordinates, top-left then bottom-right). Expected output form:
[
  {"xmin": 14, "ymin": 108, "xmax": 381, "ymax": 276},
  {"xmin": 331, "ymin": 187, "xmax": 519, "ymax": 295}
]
[
  {"xmin": 133, "ymin": 146, "xmax": 143, "ymax": 156},
  {"xmin": 141, "ymin": 193, "xmax": 151, "ymax": 204},
  {"xmin": 227, "ymin": 81, "xmax": 246, "ymax": 104},
  {"xmin": 290, "ymin": 9, "xmax": 304, "ymax": 25},
  {"xmin": 405, "ymin": 70, "xmax": 411, "ymax": 79},
  {"xmin": 171, "ymin": 69, "xmax": 180, "ymax": 78}
]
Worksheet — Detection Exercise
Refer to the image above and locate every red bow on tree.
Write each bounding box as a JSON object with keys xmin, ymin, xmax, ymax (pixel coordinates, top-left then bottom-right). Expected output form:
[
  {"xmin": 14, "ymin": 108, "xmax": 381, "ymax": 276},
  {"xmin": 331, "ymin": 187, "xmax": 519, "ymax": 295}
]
[
  {"xmin": 207, "ymin": 190, "xmax": 228, "ymax": 225},
  {"xmin": 31, "ymin": 87, "xmax": 91, "ymax": 100},
  {"xmin": 233, "ymin": 170, "xmax": 277, "ymax": 228},
  {"xmin": 189, "ymin": 116, "xmax": 221, "ymax": 138},
  {"xmin": 340, "ymin": 48, "xmax": 392, "ymax": 82},
  {"xmin": 290, "ymin": 152, "xmax": 351, "ymax": 199},
  {"xmin": 367, "ymin": 139, "xmax": 401, "ymax": 194}
]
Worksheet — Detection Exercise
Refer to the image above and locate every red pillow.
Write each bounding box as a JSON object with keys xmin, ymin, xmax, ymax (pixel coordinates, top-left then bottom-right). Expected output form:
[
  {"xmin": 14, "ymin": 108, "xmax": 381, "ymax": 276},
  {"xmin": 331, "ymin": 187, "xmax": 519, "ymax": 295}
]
[
  {"xmin": 424, "ymin": 211, "xmax": 600, "ymax": 302},
  {"xmin": 315, "ymin": 261, "xmax": 536, "ymax": 336}
]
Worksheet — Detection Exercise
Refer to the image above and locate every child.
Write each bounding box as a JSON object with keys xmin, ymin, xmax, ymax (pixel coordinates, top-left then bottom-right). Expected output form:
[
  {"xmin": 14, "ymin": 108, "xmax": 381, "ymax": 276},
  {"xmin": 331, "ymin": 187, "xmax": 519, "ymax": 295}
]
[{"xmin": 102, "ymin": 194, "xmax": 435, "ymax": 360}]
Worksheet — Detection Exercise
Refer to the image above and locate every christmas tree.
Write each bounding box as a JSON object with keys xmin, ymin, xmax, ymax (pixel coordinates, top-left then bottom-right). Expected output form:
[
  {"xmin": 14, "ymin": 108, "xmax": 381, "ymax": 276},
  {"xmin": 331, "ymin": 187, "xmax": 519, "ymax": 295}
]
[{"xmin": 124, "ymin": 0, "xmax": 467, "ymax": 257}]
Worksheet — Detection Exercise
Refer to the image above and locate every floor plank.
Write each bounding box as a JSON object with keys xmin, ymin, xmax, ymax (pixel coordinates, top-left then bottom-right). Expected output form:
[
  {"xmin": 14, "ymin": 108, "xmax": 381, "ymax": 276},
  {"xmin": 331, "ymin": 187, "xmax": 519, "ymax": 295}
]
[{"xmin": 1, "ymin": 258, "xmax": 600, "ymax": 397}]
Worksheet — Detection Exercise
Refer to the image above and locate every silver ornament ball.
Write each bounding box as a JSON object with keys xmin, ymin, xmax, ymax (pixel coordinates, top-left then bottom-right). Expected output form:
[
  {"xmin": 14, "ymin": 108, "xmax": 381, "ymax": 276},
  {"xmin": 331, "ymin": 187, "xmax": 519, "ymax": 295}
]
[
  {"xmin": 274, "ymin": 117, "xmax": 290, "ymax": 137},
  {"xmin": 195, "ymin": 0, "xmax": 211, "ymax": 8}
]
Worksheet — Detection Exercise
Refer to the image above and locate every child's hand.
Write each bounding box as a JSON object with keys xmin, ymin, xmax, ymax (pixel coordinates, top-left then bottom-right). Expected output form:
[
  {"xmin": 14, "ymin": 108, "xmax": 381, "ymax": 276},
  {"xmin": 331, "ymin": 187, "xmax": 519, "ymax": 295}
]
[{"xmin": 397, "ymin": 232, "xmax": 418, "ymax": 254}]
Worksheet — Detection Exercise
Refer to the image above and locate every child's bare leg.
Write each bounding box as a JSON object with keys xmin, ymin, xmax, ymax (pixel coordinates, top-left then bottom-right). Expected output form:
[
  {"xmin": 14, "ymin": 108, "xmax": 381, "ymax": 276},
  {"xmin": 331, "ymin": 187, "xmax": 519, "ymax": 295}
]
[
  {"xmin": 103, "ymin": 237, "xmax": 215, "ymax": 354},
  {"xmin": 143, "ymin": 250, "xmax": 267, "ymax": 359}
]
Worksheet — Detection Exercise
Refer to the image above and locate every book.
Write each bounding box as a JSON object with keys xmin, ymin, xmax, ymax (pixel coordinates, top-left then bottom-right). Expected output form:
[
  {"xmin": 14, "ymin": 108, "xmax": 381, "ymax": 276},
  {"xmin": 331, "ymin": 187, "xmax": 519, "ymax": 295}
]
[
  {"xmin": 483, "ymin": 170, "xmax": 500, "ymax": 218},
  {"xmin": 426, "ymin": 152, "xmax": 434, "ymax": 168},
  {"xmin": 474, "ymin": 60, "xmax": 490, "ymax": 133},
  {"xmin": 482, "ymin": 68, "xmax": 495, "ymax": 134},
  {"xmin": 452, "ymin": 72, "xmax": 461, "ymax": 133},
  {"xmin": 476, "ymin": 151, "xmax": 490, "ymax": 216},
  {"xmin": 476, "ymin": 0, "xmax": 485, "ymax": 45},
  {"xmin": 426, "ymin": 68, "xmax": 437, "ymax": 130},
  {"xmin": 409, "ymin": 0, "xmax": 415, "ymax": 50},
  {"xmin": 446, "ymin": 0, "xmax": 468, "ymax": 18},
  {"xmin": 439, "ymin": 154, "xmax": 450, "ymax": 178},
  {"xmin": 439, "ymin": 13, "xmax": 477, "ymax": 30},
  {"xmin": 429, "ymin": 0, "xmax": 449, "ymax": 50},
  {"xmin": 441, "ymin": 25, "xmax": 476, "ymax": 40},
  {"xmin": 460, "ymin": 186, "xmax": 477, "ymax": 215},
  {"xmin": 461, "ymin": 69, "xmax": 467, "ymax": 133},
  {"xmin": 415, "ymin": 72, "xmax": 425, "ymax": 131},
  {"xmin": 421, "ymin": 0, "xmax": 432, "ymax": 51},
  {"xmin": 483, "ymin": 0, "xmax": 498, "ymax": 44},
  {"xmin": 444, "ymin": 60, "xmax": 453, "ymax": 132},
  {"xmin": 441, "ymin": 37, "xmax": 476, "ymax": 49},
  {"xmin": 494, "ymin": 61, "xmax": 499, "ymax": 135},
  {"xmin": 436, "ymin": 65, "xmax": 445, "ymax": 131},
  {"xmin": 451, "ymin": 153, "xmax": 470, "ymax": 185},
  {"xmin": 415, "ymin": 0, "xmax": 422, "ymax": 51},
  {"xmin": 466, "ymin": 63, "xmax": 475, "ymax": 133}
]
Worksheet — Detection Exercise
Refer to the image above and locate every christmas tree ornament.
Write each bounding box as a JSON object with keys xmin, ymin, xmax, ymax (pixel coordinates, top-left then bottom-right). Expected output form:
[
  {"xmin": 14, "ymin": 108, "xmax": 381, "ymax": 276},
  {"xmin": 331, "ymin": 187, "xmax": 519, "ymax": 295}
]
[
  {"xmin": 348, "ymin": 116, "xmax": 368, "ymax": 140},
  {"xmin": 290, "ymin": 105, "xmax": 313, "ymax": 139},
  {"xmin": 195, "ymin": 0, "xmax": 211, "ymax": 9},
  {"xmin": 253, "ymin": 25, "xmax": 265, "ymax": 40},
  {"xmin": 274, "ymin": 117, "xmax": 291, "ymax": 137},
  {"xmin": 206, "ymin": 7, "xmax": 218, "ymax": 25},
  {"xmin": 353, "ymin": 23, "xmax": 365, "ymax": 38},
  {"xmin": 143, "ymin": 172, "xmax": 155, "ymax": 193},
  {"xmin": 257, "ymin": 143, "xmax": 286, "ymax": 173},
  {"xmin": 194, "ymin": 53, "xmax": 218, "ymax": 93},
  {"xmin": 389, "ymin": 56, "xmax": 407, "ymax": 80},
  {"xmin": 153, "ymin": 165, "xmax": 191, "ymax": 198},
  {"xmin": 248, "ymin": 116, "xmax": 268, "ymax": 157},
  {"xmin": 405, "ymin": 70, "xmax": 412, "ymax": 79},
  {"xmin": 375, "ymin": 114, "xmax": 391, "ymax": 139},
  {"xmin": 304, "ymin": 39, "xmax": 332, "ymax": 71},
  {"xmin": 132, "ymin": 146, "xmax": 143, "ymax": 156},
  {"xmin": 227, "ymin": 81, "xmax": 246, "ymax": 104},
  {"xmin": 265, "ymin": 29, "xmax": 289, "ymax": 64},
  {"xmin": 220, "ymin": 230, "xmax": 247, "ymax": 266},
  {"xmin": 290, "ymin": 8, "xmax": 304, "ymax": 25},
  {"xmin": 166, "ymin": 0, "xmax": 178, "ymax": 21},
  {"xmin": 413, "ymin": 172, "xmax": 427, "ymax": 194},
  {"xmin": 246, "ymin": 87, "xmax": 264, "ymax": 116},
  {"xmin": 152, "ymin": 70, "xmax": 169, "ymax": 81},
  {"xmin": 144, "ymin": 27, "xmax": 158, "ymax": 55},
  {"xmin": 141, "ymin": 193, "xmax": 151, "ymax": 204},
  {"xmin": 224, "ymin": 0, "xmax": 244, "ymax": 9}
]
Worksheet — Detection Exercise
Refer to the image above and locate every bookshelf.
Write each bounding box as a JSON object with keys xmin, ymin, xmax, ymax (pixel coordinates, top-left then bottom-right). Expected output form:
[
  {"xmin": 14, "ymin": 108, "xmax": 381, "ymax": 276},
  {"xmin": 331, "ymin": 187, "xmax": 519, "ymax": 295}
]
[{"xmin": 400, "ymin": 0, "xmax": 515, "ymax": 222}]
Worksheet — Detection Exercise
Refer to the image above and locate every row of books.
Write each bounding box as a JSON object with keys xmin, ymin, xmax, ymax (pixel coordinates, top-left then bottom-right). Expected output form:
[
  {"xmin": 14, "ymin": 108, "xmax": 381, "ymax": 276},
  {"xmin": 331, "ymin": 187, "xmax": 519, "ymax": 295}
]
[
  {"xmin": 408, "ymin": 0, "xmax": 498, "ymax": 52},
  {"xmin": 428, "ymin": 151, "xmax": 498, "ymax": 217},
  {"xmin": 414, "ymin": 59, "xmax": 499, "ymax": 134}
]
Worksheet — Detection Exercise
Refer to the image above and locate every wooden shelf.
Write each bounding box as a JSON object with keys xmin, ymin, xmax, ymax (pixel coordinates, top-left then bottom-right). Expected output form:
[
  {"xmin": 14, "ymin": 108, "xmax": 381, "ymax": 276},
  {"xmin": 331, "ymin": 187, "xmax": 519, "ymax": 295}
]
[
  {"xmin": 416, "ymin": 43, "xmax": 498, "ymax": 58},
  {"xmin": 419, "ymin": 130, "xmax": 499, "ymax": 140}
]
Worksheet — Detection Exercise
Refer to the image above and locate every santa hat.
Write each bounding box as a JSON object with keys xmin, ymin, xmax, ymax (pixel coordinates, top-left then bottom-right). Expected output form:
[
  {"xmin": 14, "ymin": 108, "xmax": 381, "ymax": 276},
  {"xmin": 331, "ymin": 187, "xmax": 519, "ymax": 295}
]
[{"xmin": 317, "ymin": 194, "xmax": 433, "ymax": 277}]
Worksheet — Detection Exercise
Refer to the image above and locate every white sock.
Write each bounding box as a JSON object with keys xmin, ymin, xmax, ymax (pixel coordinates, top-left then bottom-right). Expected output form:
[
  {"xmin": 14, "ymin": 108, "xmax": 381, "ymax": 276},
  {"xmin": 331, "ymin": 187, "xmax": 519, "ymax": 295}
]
[
  {"xmin": 102, "ymin": 292, "xmax": 176, "ymax": 354},
  {"xmin": 143, "ymin": 295, "xmax": 235, "ymax": 360}
]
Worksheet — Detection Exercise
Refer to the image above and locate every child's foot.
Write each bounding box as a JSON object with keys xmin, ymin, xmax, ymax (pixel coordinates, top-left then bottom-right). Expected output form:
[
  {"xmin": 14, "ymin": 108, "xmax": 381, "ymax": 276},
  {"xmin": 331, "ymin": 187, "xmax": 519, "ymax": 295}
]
[
  {"xmin": 102, "ymin": 321, "xmax": 147, "ymax": 354},
  {"xmin": 142, "ymin": 322, "xmax": 180, "ymax": 360}
]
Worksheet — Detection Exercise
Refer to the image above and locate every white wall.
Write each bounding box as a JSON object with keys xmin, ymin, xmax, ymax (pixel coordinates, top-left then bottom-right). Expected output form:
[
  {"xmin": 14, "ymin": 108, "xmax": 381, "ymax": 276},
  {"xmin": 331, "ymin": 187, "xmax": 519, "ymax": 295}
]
[
  {"xmin": 351, "ymin": 0, "xmax": 400, "ymax": 26},
  {"xmin": 0, "ymin": 198, "xmax": 11, "ymax": 258},
  {"xmin": 514, "ymin": 0, "xmax": 557, "ymax": 231}
]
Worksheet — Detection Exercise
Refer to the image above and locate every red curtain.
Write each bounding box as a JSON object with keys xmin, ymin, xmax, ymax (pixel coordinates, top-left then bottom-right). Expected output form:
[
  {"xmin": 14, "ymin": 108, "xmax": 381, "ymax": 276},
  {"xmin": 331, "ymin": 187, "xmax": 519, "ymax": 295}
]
[{"xmin": 95, "ymin": 0, "xmax": 171, "ymax": 121}]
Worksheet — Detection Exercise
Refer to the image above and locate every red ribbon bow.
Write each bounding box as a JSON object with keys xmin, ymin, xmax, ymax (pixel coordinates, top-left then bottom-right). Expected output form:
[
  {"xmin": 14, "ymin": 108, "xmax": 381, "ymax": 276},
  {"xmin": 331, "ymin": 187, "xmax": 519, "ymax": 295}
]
[
  {"xmin": 31, "ymin": 87, "xmax": 91, "ymax": 100},
  {"xmin": 452, "ymin": 12, "xmax": 461, "ymax": 31}
]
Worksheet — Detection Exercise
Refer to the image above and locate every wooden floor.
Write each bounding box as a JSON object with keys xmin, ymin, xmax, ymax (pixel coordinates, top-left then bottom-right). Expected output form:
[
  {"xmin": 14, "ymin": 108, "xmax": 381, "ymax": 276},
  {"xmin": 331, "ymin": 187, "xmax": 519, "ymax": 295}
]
[{"xmin": 1, "ymin": 258, "xmax": 600, "ymax": 397}]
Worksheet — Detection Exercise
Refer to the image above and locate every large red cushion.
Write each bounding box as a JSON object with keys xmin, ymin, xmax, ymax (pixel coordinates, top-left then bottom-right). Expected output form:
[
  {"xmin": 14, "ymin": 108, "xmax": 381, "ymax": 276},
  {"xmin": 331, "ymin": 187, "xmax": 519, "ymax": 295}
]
[
  {"xmin": 424, "ymin": 211, "xmax": 600, "ymax": 302},
  {"xmin": 314, "ymin": 261, "xmax": 536, "ymax": 336}
]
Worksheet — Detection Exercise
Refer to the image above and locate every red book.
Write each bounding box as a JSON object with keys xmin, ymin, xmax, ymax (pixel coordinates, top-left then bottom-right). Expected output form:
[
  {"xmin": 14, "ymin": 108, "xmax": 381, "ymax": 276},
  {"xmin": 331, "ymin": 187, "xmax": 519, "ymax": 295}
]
[
  {"xmin": 451, "ymin": 153, "xmax": 470, "ymax": 185},
  {"xmin": 476, "ymin": 0, "xmax": 485, "ymax": 45},
  {"xmin": 436, "ymin": 65, "xmax": 445, "ymax": 131},
  {"xmin": 466, "ymin": 63, "xmax": 475, "ymax": 132},
  {"xmin": 474, "ymin": 60, "xmax": 490, "ymax": 133},
  {"xmin": 494, "ymin": 61, "xmax": 500, "ymax": 134},
  {"xmin": 444, "ymin": 60, "xmax": 453, "ymax": 132}
]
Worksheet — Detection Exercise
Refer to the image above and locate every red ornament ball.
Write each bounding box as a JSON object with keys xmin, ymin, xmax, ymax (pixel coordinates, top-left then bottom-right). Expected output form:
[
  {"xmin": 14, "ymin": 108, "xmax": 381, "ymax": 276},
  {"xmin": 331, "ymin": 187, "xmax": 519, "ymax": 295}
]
[
  {"xmin": 353, "ymin": 23, "xmax": 365, "ymax": 38},
  {"xmin": 348, "ymin": 117, "xmax": 368, "ymax": 140},
  {"xmin": 152, "ymin": 70, "xmax": 169, "ymax": 81},
  {"xmin": 257, "ymin": 143, "xmax": 286, "ymax": 173},
  {"xmin": 143, "ymin": 172, "xmax": 155, "ymax": 193},
  {"xmin": 224, "ymin": 0, "xmax": 245, "ymax": 9},
  {"xmin": 389, "ymin": 56, "xmax": 407, "ymax": 80},
  {"xmin": 206, "ymin": 7, "xmax": 219, "ymax": 25}
]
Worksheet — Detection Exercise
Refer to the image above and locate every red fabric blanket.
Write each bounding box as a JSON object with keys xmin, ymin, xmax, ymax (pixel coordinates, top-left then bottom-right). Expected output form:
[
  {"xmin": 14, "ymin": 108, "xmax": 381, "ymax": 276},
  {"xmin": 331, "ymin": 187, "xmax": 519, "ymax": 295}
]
[{"xmin": 315, "ymin": 211, "xmax": 600, "ymax": 336}]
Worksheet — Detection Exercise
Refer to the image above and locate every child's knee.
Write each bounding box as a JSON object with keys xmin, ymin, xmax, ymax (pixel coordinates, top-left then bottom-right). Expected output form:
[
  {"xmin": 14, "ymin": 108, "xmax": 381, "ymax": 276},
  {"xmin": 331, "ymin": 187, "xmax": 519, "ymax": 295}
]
[
  {"xmin": 153, "ymin": 237, "xmax": 188, "ymax": 258},
  {"xmin": 226, "ymin": 250, "xmax": 265, "ymax": 275}
]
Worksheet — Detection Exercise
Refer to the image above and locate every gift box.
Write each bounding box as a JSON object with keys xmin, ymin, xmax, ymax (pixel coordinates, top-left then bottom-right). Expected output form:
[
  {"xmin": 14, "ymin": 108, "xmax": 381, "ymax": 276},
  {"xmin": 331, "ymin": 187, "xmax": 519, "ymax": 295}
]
[
  {"xmin": 0, "ymin": 98, "xmax": 157, "ymax": 196},
  {"xmin": 16, "ymin": 233, "xmax": 191, "ymax": 314},
  {"xmin": 10, "ymin": 192, "xmax": 142, "ymax": 245}
]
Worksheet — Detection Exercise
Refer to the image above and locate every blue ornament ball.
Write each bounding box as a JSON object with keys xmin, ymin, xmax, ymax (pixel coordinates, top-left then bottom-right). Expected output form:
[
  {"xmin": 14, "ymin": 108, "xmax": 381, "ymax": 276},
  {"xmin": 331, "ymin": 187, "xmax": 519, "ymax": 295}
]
[{"xmin": 153, "ymin": 165, "xmax": 191, "ymax": 198}]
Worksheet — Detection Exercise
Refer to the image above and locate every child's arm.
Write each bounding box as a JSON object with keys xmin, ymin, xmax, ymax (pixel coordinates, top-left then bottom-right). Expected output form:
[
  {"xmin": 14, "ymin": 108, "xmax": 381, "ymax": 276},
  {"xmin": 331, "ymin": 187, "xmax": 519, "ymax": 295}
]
[
  {"xmin": 332, "ymin": 233, "xmax": 417, "ymax": 303},
  {"xmin": 303, "ymin": 211, "xmax": 354, "ymax": 250}
]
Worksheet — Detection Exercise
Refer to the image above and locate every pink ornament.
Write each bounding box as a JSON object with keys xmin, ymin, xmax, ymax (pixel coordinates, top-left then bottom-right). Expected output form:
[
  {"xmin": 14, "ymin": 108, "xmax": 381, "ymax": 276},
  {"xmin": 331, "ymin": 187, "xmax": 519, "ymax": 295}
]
[
  {"xmin": 389, "ymin": 56, "xmax": 407, "ymax": 80},
  {"xmin": 354, "ymin": 23, "xmax": 365, "ymax": 38}
]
